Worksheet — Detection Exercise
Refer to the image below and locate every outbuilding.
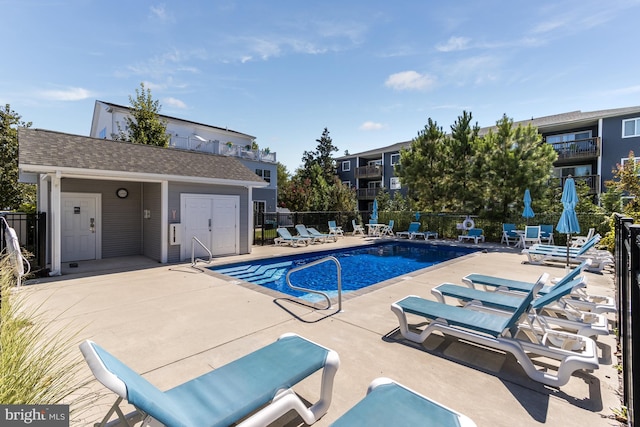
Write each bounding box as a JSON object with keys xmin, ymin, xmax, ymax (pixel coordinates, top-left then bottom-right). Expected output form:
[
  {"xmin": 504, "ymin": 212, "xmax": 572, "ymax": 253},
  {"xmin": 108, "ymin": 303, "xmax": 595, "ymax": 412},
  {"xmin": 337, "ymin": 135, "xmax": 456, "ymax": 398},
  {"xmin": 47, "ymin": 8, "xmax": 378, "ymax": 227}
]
[{"xmin": 18, "ymin": 128, "xmax": 267, "ymax": 276}]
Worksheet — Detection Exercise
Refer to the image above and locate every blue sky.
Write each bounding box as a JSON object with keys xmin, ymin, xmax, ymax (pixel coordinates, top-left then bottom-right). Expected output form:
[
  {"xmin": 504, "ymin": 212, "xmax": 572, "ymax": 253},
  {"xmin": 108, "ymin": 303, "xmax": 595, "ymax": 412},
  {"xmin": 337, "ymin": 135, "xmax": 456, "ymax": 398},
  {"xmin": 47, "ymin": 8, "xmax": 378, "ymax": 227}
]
[{"xmin": 3, "ymin": 1, "xmax": 640, "ymax": 172}]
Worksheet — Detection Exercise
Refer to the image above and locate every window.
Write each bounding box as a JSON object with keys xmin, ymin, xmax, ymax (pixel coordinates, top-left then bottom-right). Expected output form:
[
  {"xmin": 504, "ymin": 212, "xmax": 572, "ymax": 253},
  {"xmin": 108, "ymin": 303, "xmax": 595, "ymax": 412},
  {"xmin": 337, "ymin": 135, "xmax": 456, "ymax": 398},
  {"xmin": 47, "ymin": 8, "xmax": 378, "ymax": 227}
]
[
  {"xmin": 255, "ymin": 169, "xmax": 271, "ymax": 183},
  {"xmin": 623, "ymin": 118, "xmax": 640, "ymax": 138},
  {"xmin": 368, "ymin": 159, "xmax": 382, "ymax": 166},
  {"xmin": 99, "ymin": 127, "xmax": 107, "ymax": 139},
  {"xmin": 546, "ymin": 131, "xmax": 592, "ymax": 143},
  {"xmin": 342, "ymin": 161, "xmax": 351, "ymax": 171},
  {"xmin": 368, "ymin": 181, "xmax": 382, "ymax": 189},
  {"xmin": 390, "ymin": 177, "xmax": 401, "ymax": 189},
  {"xmin": 342, "ymin": 180, "xmax": 351, "ymax": 187},
  {"xmin": 553, "ymin": 165, "xmax": 592, "ymax": 178},
  {"xmin": 390, "ymin": 154, "xmax": 400, "ymax": 165},
  {"xmin": 621, "ymin": 157, "xmax": 640, "ymax": 175}
]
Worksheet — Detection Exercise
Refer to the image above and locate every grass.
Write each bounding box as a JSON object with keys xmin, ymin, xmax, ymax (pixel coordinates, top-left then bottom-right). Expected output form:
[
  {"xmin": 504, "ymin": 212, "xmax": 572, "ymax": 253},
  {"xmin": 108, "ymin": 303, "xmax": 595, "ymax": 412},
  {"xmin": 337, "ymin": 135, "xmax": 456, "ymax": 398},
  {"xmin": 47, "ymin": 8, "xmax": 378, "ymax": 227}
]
[{"xmin": 0, "ymin": 252, "xmax": 96, "ymax": 416}]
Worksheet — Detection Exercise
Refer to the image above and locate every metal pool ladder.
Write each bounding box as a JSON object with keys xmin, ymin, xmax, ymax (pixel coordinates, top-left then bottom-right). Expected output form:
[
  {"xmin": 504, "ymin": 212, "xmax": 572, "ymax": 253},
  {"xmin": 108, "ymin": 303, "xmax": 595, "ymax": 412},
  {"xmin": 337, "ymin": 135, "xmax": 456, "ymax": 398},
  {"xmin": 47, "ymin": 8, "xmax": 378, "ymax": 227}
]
[
  {"xmin": 285, "ymin": 256, "xmax": 343, "ymax": 312},
  {"xmin": 191, "ymin": 236, "xmax": 212, "ymax": 267}
]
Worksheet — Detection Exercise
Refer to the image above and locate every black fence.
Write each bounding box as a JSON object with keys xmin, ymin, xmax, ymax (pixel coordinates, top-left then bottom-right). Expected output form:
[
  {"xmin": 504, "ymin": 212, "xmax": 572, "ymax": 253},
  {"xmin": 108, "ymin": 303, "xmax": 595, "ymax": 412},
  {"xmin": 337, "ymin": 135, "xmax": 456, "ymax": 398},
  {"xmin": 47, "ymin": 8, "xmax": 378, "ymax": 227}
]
[
  {"xmin": 614, "ymin": 213, "xmax": 639, "ymax": 425},
  {"xmin": 253, "ymin": 210, "xmax": 610, "ymax": 246},
  {"xmin": 0, "ymin": 212, "xmax": 47, "ymax": 275}
]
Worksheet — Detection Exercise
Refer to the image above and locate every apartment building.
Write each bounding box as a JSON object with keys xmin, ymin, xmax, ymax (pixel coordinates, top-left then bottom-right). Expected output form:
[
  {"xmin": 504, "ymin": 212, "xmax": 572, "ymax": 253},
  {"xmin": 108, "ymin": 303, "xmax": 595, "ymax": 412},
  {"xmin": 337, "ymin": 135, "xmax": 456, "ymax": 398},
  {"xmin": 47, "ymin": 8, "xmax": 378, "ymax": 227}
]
[{"xmin": 337, "ymin": 106, "xmax": 640, "ymax": 211}]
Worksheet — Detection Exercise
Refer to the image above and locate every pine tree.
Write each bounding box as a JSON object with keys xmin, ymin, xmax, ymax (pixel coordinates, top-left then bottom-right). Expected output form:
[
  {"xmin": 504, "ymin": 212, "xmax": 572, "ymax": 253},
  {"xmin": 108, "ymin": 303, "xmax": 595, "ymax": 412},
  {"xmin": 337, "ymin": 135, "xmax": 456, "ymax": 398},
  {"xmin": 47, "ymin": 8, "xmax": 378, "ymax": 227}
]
[{"xmin": 114, "ymin": 83, "xmax": 170, "ymax": 147}]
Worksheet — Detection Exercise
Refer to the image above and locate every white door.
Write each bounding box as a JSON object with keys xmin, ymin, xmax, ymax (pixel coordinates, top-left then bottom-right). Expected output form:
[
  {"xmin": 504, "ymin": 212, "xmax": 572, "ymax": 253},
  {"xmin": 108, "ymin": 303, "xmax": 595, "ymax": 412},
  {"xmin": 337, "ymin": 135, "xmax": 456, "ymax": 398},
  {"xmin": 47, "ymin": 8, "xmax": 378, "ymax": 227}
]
[
  {"xmin": 61, "ymin": 193, "xmax": 100, "ymax": 262},
  {"xmin": 182, "ymin": 194, "xmax": 239, "ymax": 259},
  {"xmin": 211, "ymin": 196, "xmax": 238, "ymax": 255},
  {"xmin": 183, "ymin": 196, "xmax": 214, "ymax": 258}
]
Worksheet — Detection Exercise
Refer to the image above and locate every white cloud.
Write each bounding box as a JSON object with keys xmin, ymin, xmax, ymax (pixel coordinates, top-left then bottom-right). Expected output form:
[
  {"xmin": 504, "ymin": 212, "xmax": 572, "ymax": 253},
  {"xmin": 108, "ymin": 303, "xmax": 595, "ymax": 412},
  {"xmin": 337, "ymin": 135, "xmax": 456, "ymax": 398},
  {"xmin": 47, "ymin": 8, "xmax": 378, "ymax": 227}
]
[
  {"xmin": 150, "ymin": 4, "xmax": 173, "ymax": 22},
  {"xmin": 435, "ymin": 36, "xmax": 471, "ymax": 52},
  {"xmin": 359, "ymin": 121, "xmax": 385, "ymax": 131},
  {"xmin": 385, "ymin": 71, "xmax": 436, "ymax": 91},
  {"xmin": 40, "ymin": 87, "xmax": 93, "ymax": 101},
  {"xmin": 163, "ymin": 97, "xmax": 187, "ymax": 109}
]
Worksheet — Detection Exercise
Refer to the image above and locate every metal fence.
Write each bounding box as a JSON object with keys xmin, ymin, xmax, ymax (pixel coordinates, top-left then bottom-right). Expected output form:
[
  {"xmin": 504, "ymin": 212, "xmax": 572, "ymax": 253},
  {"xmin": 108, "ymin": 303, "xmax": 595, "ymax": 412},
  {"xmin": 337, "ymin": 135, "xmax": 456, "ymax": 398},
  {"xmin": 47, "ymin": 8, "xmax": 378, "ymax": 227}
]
[
  {"xmin": 614, "ymin": 213, "xmax": 639, "ymax": 425},
  {"xmin": 253, "ymin": 210, "xmax": 611, "ymax": 246},
  {"xmin": 0, "ymin": 212, "xmax": 47, "ymax": 275}
]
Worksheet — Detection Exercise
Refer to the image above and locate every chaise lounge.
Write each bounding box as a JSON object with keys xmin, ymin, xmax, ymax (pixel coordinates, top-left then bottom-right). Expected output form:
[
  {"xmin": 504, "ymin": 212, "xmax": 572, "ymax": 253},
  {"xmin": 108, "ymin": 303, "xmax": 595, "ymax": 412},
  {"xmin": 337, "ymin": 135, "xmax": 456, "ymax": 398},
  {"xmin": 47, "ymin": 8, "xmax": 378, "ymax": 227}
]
[
  {"xmin": 80, "ymin": 333, "xmax": 340, "ymax": 427},
  {"xmin": 274, "ymin": 227, "xmax": 311, "ymax": 247},
  {"xmin": 390, "ymin": 283, "xmax": 599, "ymax": 387}
]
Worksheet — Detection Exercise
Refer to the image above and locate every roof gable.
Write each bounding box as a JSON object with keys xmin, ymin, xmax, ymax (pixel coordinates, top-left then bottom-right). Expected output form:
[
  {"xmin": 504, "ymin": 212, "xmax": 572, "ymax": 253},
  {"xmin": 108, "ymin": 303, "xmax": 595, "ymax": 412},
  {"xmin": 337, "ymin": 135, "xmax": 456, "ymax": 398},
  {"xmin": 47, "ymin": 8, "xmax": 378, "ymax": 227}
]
[{"xmin": 18, "ymin": 128, "xmax": 266, "ymax": 185}]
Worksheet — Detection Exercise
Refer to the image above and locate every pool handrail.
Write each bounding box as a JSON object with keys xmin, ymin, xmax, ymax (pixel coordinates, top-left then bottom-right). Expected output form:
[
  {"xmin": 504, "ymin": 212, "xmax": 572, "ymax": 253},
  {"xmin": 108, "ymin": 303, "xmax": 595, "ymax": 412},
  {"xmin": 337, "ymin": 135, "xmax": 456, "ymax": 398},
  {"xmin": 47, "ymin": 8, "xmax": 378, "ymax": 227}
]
[
  {"xmin": 285, "ymin": 256, "xmax": 343, "ymax": 312},
  {"xmin": 191, "ymin": 236, "xmax": 213, "ymax": 267}
]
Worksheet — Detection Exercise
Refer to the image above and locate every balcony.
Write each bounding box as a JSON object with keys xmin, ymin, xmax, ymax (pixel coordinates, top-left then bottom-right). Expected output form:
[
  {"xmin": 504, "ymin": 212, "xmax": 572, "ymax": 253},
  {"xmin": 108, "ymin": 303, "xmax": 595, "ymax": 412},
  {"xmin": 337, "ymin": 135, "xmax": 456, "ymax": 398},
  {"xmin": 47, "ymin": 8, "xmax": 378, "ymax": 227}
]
[
  {"xmin": 356, "ymin": 165, "xmax": 382, "ymax": 179},
  {"xmin": 169, "ymin": 136, "xmax": 276, "ymax": 163},
  {"xmin": 559, "ymin": 174, "xmax": 600, "ymax": 195},
  {"xmin": 549, "ymin": 137, "xmax": 600, "ymax": 162},
  {"xmin": 357, "ymin": 188, "xmax": 382, "ymax": 200}
]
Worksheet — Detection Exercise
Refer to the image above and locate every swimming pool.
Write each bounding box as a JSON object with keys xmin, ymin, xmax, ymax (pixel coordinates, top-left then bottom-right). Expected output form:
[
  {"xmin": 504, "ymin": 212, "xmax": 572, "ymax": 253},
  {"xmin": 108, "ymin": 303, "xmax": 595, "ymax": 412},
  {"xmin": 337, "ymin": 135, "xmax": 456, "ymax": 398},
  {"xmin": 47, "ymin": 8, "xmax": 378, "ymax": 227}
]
[{"xmin": 209, "ymin": 242, "xmax": 478, "ymax": 302}]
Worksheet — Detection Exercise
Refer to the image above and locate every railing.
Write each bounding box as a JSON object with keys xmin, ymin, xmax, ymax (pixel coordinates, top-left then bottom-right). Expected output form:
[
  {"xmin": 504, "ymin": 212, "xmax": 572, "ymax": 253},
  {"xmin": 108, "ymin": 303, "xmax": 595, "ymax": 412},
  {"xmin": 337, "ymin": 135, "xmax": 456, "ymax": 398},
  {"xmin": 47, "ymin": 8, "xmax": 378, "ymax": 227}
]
[
  {"xmin": 559, "ymin": 175, "xmax": 600, "ymax": 194},
  {"xmin": 549, "ymin": 137, "xmax": 600, "ymax": 160},
  {"xmin": 614, "ymin": 213, "xmax": 639, "ymax": 426},
  {"xmin": 169, "ymin": 136, "xmax": 276, "ymax": 163},
  {"xmin": 355, "ymin": 165, "xmax": 382, "ymax": 178},
  {"xmin": 357, "ymin": 188, "xmax": 382, "ymax": 200},
  {"xmin": 286, "ymin": 256, "xmax": 342, "ymax": 312},
  {"xmin": 0, "ymin": 212, "xmax": 46, "ymax": 275},
  {"xmin": 191, "ymin": 236, "xmax": 212, "ymax": 267}
]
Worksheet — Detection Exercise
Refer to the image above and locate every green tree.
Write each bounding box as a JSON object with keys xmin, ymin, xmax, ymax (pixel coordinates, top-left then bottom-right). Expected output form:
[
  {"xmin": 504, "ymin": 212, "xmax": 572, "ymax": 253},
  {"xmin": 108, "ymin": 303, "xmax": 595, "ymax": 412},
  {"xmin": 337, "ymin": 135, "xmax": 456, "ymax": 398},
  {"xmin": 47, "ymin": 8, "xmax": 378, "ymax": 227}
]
[
  {"xmin": 395, "ymin": 119, "xmax": 448, "ymax": 211},
  {"xmin": 300, "ymin": 128, "xmax": 338, "ymax": 183},
  {"xmin": 0, "ymin": 105, "xmax": 35, "ymax": 211},
  {"xmin": 605, "ymin": 151, "xmax": 640, "ymax": 213},
  {"xmin": 476, "ymin": 115, "xmax": 556, "ymax": 220},
  {"xmin": 113, "ymin": 82, "xmax": 170, "ymax": 147},
  {"xmin": 447, "ymin": 111, "xmax": 480, "ymax": 212}
]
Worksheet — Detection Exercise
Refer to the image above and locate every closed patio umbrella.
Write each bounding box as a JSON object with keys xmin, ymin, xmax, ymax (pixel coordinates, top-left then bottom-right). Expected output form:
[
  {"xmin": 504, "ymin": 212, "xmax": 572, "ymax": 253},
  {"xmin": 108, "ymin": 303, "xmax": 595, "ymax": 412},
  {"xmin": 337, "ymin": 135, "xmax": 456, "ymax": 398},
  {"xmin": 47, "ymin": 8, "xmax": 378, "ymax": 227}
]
[
  {"xmin": 555, "ymin": 177, "xmax": 580, "ymax": 268},
  {"xmin": 522, "ymin": 189, "xmax": 535, "ymax": 224},
  {"xmin": 371, "ymin": 199, "xmax": 378, "ymax": 222}
]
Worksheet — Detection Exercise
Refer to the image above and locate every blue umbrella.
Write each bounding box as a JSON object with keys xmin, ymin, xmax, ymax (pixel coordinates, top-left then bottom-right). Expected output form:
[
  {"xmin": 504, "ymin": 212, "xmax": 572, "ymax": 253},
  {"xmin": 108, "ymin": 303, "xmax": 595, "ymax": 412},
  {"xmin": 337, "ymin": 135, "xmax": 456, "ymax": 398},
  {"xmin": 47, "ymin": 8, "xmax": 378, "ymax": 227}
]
[
  {"xmin": 371, "ymin": 199, "xmax": 378, "ymax": 222},
  {"xmin": 522, "ymin": 189, "xmax": 535, "ymax": 224},
  {"xmin": 556, "ymin": 177, "xmax": 580, "ymax": 268},
  {"xmin": 415, "ymin": 212, "xmax": 420, "ymax": 221}
]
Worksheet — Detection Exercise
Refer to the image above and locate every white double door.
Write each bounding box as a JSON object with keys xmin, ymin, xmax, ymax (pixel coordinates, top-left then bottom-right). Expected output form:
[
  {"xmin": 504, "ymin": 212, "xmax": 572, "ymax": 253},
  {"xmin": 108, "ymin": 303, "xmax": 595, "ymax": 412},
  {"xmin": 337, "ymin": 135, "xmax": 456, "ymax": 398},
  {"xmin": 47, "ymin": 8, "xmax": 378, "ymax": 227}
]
[{"xmin": 182, "ymin": 194, "xmax": 239, "ymax": 259}]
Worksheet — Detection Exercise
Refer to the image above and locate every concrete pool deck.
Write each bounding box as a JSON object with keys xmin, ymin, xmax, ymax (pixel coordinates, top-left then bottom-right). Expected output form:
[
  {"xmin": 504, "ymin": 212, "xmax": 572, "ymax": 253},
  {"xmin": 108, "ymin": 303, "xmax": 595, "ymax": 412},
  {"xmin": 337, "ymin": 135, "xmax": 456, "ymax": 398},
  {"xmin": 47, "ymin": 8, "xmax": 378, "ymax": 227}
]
[{"xmin": 19, "ymin": 236, "xmax": 622, "ymax": 426}]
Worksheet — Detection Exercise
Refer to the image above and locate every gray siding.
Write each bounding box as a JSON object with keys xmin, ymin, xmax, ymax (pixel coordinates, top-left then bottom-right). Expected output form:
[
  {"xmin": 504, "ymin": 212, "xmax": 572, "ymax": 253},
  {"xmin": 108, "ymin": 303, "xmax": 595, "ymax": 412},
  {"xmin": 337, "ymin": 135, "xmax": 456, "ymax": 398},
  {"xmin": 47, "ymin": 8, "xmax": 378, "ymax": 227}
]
[
  {"xmin": 601, "ymin": 114, "xmax": 640, "ymax": 184},
  {"xmin": 61, "ymin": 179, "xmax": 143, "ymax": 258},
  {"xmin": 142, "ymin": 182, "xmax": 162, "ymax": 261}
]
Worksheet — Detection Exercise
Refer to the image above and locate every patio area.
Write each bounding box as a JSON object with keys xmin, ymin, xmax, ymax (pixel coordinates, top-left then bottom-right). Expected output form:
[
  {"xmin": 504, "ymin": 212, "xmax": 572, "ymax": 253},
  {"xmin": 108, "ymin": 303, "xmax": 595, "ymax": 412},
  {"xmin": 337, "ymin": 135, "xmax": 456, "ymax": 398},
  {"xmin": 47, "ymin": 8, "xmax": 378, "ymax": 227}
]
[{"xmin": 19, "ymin": 236, "xmax": 622, "ymax": 426}]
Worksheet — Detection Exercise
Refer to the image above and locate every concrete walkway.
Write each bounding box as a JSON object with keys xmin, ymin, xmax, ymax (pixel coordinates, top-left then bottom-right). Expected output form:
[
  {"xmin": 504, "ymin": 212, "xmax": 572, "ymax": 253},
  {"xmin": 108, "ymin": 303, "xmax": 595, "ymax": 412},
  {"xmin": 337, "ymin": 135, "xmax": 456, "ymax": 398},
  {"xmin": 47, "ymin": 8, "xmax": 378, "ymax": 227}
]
[{"xmin": 19, "ymin": 236, "xmax": 622, "ymax": 426}]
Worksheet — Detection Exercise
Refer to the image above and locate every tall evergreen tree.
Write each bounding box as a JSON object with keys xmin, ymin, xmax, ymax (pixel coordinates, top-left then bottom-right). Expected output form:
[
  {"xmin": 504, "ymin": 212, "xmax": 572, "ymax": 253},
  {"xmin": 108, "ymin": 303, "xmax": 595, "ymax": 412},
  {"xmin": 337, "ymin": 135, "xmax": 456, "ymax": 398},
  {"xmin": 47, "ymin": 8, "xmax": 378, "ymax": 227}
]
[
  {"xmin": 395, "ymin": 119, "xmax": 448, "ymax": 211},
  {"xmin": 447, "ymin": 111, "xmax": 480, "ymax": 212},
  {"xmin": 0, "ymin": 105, "xmax": 34, "ymax": 211},
  {"xmin": 300, "ymin": 128, "xmax": 338, "ymax": 183},
  {"xmin": 113, "ymin": 82, "xmax": 170, "ymax": 147}
]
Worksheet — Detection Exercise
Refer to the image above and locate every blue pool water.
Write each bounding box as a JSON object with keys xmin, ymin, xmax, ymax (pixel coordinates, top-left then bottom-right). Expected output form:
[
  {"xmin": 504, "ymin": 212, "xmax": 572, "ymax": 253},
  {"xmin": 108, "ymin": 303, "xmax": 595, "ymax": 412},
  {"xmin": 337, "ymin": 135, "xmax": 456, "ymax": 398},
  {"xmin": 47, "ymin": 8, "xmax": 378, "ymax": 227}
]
[{"xmin": 209, "ymin": 242, "xmax": 478, "ymax": 301}]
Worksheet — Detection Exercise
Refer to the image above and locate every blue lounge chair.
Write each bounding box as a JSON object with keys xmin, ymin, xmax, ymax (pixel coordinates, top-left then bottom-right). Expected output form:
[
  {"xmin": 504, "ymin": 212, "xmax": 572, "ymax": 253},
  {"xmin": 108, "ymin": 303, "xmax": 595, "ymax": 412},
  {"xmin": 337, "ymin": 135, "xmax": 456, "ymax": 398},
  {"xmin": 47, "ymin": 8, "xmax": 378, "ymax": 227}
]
[
  {"xmin": 540, "ymin": 224, "xmax": 554, "ymax": 245},
  {"xmin": 307, "ymin": 227, "xmax": 337, "ymax": 242},
  {"xmin": 295, "ymin": 224, "xmax": 326, "ymax": 243},
  {"xmin": 330, "ymin": 378, "xmax": 477, "ymax": 427},
  {"xmin": 391, "ymin": 283, "xmax": 599, "ymax": 387},
  {"xmin": 396, "ymin": 222, "xmax": 421, "ymax": 239},
  {"xmin": 274, "ymin": 227, "xmax": 311, "ymax": 247},
  {"xmin": 328, "ymin": 220, "xmax": 344, "ymax": 237},
  {"xmin": 462, "ymin": 259, "xmax": 615, "ymax": 314},
  {"xmin": 80, "ymin": 333, "xmax": 340, "ymax": 427},
  {"xmin": 458, "ymin": 228, "xmax": 484, "ymax": 244},
  {"xmin": 501, "ymin": 223, "xmax": 519, "ymax": 246},
  {"xmin": 431, "ymin": 276, "xmax": 609, "ymax": 339},
  {"xmin": 522, "ymin": 234, "xmax": 613, "ymax": 272},
  {"xmin": 351, "ymin": 219, "xmax": 365, "ymax": 236}
]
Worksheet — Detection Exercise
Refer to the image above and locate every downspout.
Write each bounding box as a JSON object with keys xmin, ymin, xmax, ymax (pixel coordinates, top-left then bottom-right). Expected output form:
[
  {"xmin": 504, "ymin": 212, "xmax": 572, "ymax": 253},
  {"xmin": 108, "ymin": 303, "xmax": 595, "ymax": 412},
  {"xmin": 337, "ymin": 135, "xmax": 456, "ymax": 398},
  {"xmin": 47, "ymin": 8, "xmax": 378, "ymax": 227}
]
[{"xmin": 597, "ymin": 118, "xmax": 603, "ymax": 201}]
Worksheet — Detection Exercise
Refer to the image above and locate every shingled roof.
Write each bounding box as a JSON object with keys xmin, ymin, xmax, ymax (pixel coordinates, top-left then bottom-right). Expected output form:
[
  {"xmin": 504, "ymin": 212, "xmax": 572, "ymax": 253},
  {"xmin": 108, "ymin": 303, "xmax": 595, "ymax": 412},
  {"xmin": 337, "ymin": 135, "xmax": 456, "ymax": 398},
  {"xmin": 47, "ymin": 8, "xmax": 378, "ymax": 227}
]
[{"xmin": 18, "ymin": 128, "xmax": 267, "ymax": 186}]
